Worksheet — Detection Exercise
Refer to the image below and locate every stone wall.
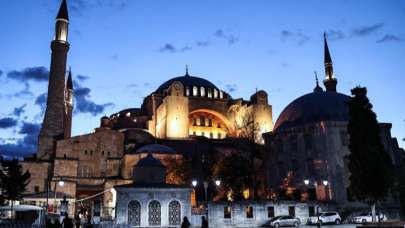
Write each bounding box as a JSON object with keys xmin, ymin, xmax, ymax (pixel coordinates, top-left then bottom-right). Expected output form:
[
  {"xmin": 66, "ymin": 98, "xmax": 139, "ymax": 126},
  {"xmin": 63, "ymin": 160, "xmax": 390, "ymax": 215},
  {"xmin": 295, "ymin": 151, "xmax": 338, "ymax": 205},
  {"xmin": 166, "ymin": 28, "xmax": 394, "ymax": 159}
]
[
  {"xmin": 21, "ymin": 161, "xmax": 50, "ymax": 194},
  {"xmin": 207, "ymin": 201, "xmax": 331, "ymax": 227}
]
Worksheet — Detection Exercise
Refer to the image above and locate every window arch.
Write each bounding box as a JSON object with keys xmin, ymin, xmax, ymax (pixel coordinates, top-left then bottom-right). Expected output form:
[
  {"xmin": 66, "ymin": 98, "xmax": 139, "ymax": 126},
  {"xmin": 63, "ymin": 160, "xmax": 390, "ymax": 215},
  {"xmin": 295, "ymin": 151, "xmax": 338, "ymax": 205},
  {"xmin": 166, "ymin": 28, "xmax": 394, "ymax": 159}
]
[
  {"xmin": 193, "ymin": 86, "xmax": 198, "ymax": 96},
  {"xmin": 78, "ymin": 165, "xmax": 92, "ymax": 177},
  {"xmin": 207, "ymin": 88, "xmax": 212, "ymax": 98},
  {"xmin": 148, "ymin": 200, "xmax": 161, "ymax": 226},
  {"xmin": 213, "ymin": 89, "xmax": 218, "ymax": 98},
  {"xmin": 168, "ymin": 200, "xmax": 181, "ymax": 225},
  {"xmin": 128, "ymin": 200, "xmax": 141, "ymax": 226},
  {"xmin": 219, "ymin": 90, "xmax": 224, "ymax": 99},
  {"xmin": 186, "ymin": 87, "xmax": 190, "ymax": 96},
  {"xmin": 200, "ymin": 87, "xmax": 205, "ymax": 97}
]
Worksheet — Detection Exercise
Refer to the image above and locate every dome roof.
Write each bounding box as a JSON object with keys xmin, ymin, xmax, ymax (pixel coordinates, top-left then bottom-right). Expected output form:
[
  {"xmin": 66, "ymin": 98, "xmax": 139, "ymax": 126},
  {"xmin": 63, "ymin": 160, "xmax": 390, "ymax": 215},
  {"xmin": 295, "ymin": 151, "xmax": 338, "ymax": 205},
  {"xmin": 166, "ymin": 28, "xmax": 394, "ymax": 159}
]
[
  {"xmin": 155, "ymin": 75, "xmax": 219, "ymax": 93},
  {"xmin": 274, "ymin": 91, "xmax": 350, "ymax": 131},
  {"xmin": 135, "ymin": 143, "xmax": 176, "ymax": 154},
  {"xmin": 135, "ymin": 154, "xmax": 165, "ymax": 168}
]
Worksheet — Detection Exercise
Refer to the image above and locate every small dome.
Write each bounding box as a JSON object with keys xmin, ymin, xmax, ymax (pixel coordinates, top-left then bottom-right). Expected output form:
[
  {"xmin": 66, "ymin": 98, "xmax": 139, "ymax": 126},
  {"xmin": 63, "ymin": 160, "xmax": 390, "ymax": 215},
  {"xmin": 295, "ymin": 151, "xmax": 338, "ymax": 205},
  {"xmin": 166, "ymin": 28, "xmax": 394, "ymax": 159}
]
[
  {"xmin": 274, "ymin": 91, "xmax": 350, "ymax": 131},
  {"xmin": 135, "ymin": 144, "xmax": 176, "ymax": 154},
  {"xmin": 135, "ymin": 154, "xmax": 165, "ymax": 168}
]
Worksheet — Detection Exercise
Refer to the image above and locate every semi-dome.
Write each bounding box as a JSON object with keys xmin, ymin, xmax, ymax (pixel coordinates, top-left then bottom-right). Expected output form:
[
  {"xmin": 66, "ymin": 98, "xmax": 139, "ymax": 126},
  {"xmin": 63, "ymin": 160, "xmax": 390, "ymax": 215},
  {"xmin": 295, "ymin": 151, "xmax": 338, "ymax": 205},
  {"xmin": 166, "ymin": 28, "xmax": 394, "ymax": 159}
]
[
  {"xmin": 274, "ymin": 91, "xmax": 350, "ymax": 131},
  {"xmin": 135, "ymin": 143, "xmax": 176, "ymax": 154},
  {"xmin": 135, "ymin": 154, "xmax": 165, "ymax": 168}
]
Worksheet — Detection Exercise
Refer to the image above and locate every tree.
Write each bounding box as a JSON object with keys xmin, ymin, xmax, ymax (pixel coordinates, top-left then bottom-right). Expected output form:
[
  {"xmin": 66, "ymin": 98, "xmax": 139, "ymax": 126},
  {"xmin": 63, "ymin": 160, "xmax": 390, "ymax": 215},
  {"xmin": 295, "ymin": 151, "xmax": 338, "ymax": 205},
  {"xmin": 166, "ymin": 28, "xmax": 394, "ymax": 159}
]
[
  {"xmin": 347, "ymin": 87, "xmax": 394, "ymax": 222},
  {"xmin": 212, "ymin": 152, "xmax": 253, "ymax": 200},
  {"xmin": 0, "ymin": 158, "xmax": 31, "ymax": 222}
]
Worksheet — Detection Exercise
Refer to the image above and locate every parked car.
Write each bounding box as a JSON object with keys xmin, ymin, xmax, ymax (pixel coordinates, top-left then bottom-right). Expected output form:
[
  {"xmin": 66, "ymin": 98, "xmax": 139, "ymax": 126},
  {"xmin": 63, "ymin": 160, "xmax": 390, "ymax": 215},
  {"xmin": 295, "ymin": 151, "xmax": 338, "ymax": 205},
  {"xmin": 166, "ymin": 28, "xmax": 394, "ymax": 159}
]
[
  {"xmin": 307, "ymin": 211, "xmax": 342, "ymax": 225},
  {"xmin": 262, "ymin": 215, "xmax": 301, "ymax": 227},
  {"xmin": 350, "ymin": 212, "xmax": 387, "ymax": 224}
]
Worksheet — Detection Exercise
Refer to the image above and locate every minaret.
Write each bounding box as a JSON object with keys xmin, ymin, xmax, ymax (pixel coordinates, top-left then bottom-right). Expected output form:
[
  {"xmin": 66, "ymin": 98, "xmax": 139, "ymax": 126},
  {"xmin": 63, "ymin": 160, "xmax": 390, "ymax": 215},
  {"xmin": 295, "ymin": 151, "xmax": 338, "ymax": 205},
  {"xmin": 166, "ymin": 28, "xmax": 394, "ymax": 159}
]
[
  {"xmin": 313, "ymin": 71, "xmax": 323, "ymax": 93},
  {"xmin": 64, "ymin": 68, "xmax": 73, "ymax": 139},
  {"xmin": 38, "ymin": 0, "xmax": 70, "ymax": 160},
  {"xmin": 323, "ymin": 33, "xmax": 337, "ymax": 92}
]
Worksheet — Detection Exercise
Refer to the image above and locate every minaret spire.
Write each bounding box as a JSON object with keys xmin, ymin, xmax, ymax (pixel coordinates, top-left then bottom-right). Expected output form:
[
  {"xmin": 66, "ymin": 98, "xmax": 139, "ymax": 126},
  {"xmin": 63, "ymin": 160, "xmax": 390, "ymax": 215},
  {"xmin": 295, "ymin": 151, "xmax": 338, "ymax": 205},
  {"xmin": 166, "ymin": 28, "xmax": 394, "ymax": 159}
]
[
  {"xmin": 185, "ymin": 65, "xmax": 190, "ymax": 76},
  {"xmin": 38, "ymin": 0, "xmax": 71, "ymax": 159},
  {"xmin": 313, "ymin": 71, "xmax": 323, "ymax": 93},
  {"xmin": 323, "ymin": 32, "xmax": 337, "ymax": 92},
  {"xmin": 56, "ymin": 0, "xmax": 69, "ymax": 21}
]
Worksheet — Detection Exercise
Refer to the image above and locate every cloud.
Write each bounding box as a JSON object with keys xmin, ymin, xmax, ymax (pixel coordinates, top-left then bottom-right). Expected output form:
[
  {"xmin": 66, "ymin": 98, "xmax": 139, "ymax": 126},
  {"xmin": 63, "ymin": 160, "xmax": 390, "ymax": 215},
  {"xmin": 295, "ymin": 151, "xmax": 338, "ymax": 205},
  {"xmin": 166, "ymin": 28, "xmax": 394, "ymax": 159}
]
[
  {"xmin": 11, "ymin": 104, "xmax": 27, "ymax": 117},
  {"xmin": 7, "ymin": 66, "xmax": 49, "ymax": 82},
  {"xmin": 0, "ymin": 118, "xmax": 18, "ymax": 129},
  {"xmin": 214, "ymin": 29, "xmax": 239, "ymax": 45},
  {"xmin": 352, "ymin": 23, "xmax": 384, "ymax": 37},
  {"xmin": 0, "ymin": 121, "xmax": 41, "ymax": 157},
  {"xmin": 60, "ymin": 0, "xmax": 128, "ymax": 17},
  {"xmin": 77, "ymin": 74, "xmax": 90, "ymax": 81},
  {"xmin": 35, "ymin": 92, "xmax": 48, "ymax": 113},
  {"xmin": 196, "ymin": 41, "xmax": 210, "ymax": 47},
  {"xmin": 74, "ymin": 83, "xmax": 114, "ymax": 116},
  {"xmin": 225, "ymin": 84, "xmax": 238, "ymax": 93},
  {"xmin": 12, "ymin": 82, "xmax": 34, "ymax": 99},
  {"xmin": 159, "ymin": 43, "xmax": 192, "ymax": 53},
  {"xmin": 0, "ymin": 70, "xmax": 3, "ymax": 77},
  {"xmin": 326, "ymin": 30, "xmax": 346, "ymax": 41},
  {"xmin": 376, "ymin": 34, "xmax": 402, "ymax": 43},
  {"xmin": 281, "ymin": 30, "xmax": 310, "ymax": 45},
  {"xmin": 109, "ymin": 55, "xmax": 119, "ymax": 61}
]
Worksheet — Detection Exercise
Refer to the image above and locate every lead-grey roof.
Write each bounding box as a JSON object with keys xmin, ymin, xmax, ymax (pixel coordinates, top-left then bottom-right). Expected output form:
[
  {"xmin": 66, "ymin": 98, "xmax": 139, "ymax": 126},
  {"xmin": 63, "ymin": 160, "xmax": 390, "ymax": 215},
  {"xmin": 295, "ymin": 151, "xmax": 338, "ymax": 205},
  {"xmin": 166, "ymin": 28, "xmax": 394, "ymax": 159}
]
[
  {"xmin": 156, "ymin": 75, "xmax": 219, "ymax": 93},
  {"xmin": 274, "ymin": 91, "xmax": 350, "ymax": 131},
  {"xmin": 135, "ymin": 154, "xmax": 165, "ymax": 168}
]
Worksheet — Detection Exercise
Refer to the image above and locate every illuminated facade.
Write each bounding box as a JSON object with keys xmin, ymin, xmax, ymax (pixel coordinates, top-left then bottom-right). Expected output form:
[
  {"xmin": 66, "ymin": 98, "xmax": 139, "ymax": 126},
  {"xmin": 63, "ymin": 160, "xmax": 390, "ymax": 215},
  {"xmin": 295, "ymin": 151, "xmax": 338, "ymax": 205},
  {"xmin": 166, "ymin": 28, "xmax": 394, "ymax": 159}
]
[{"xmin": 107, "ymin": 70, "xmax": 273, "ymax": 143}]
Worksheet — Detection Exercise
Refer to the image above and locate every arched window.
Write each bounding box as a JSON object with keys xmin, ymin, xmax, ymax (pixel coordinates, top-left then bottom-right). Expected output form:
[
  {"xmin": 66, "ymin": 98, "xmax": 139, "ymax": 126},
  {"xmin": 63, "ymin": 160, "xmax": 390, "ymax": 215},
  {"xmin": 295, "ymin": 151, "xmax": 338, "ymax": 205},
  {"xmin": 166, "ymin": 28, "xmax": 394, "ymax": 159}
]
[
  {"xmin": 193, "ymin": 86, "xmax": 198, "ymax": 96},
  {"xmin": 148, "ymin": 200, "xmax": 161, "ymax": 226},
  {"xmin": 219, "ymin": 90, "xmax": 224, "ymax": 99},
  {"xmin": 213, "ymin": 89, "xmax": 218, "ymax": 98},
  {"xmin": 79, "ymin": 165, "xmax": 91, "ymax": 177},
  {"xmin": 128, "ymin": 200, "xmax": 141, "ymax": 226},
  {"xmin": 200, "ymin": 87, "xmax": 205, "ymax": 97},
  {"xmin": 186, "ymin": 87, "xmax": 190, "ymax": 96},
  {"xmin": 207, "ymin": 88, "xmax": 212, "ymax": 98},
  {"xmin": 246, "ymin": 206, "xmax": 254, "ymax": 218},
  {"xmin": 168, "ymin": 201, "xmax": 181, "ymax": 225}
]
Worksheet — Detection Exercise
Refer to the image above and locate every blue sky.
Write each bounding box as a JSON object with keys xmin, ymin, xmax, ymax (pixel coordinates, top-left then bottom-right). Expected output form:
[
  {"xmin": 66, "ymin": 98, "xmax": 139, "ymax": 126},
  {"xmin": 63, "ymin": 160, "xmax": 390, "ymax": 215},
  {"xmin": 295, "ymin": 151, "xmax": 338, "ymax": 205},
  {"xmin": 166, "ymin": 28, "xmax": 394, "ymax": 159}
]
[{"xmin": 0, "ymin": 0, "xmax": 404, "ymax": 156}]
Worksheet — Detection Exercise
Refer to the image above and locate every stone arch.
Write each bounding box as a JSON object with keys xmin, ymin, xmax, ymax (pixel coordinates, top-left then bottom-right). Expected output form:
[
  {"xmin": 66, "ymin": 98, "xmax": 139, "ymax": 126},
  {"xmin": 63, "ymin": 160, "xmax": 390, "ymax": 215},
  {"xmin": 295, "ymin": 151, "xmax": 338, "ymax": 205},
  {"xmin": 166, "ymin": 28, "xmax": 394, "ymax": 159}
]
[
  {"xmin": 168, "ymin": 200, "xmax": 181, "ymax": 225},
  {"xmin": 148, "ymin": 200, "xmax": 161, "ymax": 226},
  {"xmin": 189, "ymin": 109, "xmax": 232, "ymax": 130},
  {"xmin": 128, "ymin": 200, "xmax": 141, "ymax": 226}
]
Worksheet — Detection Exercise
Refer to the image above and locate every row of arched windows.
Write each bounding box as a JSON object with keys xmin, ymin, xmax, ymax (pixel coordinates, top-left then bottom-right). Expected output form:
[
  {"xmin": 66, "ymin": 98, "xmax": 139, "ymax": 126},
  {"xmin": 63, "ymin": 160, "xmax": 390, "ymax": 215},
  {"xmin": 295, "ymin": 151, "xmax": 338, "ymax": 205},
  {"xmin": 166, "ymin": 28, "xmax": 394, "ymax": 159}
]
[
  {"xmin": 128, "ymin": 200, "xmax": 181, "ymax": 226},
  {"xmin": 186, "ymin": 86, "xmax": 224, "ymax": 99}
]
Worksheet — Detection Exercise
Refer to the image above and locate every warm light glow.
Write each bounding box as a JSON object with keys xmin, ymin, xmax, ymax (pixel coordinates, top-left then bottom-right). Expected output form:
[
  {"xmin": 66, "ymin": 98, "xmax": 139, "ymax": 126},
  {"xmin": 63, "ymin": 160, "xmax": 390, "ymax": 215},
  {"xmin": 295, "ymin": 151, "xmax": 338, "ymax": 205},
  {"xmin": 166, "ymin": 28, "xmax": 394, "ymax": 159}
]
[
  {"xmin": 215, "ymin": 180, "xmax": 221, "ymax": 186},
  {"xmin": 58, "ymin": 180, "xmax": 64, "ymax": 187},
  {"xmin": 323, "ymin": 180, "xmax": 328, "ymax": 186},
  {"xmin": 192, "ymin": 180, "xmax": 197, "ymax": 187},
  {"xmin": 304, "ymin": 179, "xmax": 309, "ymax": 185},
  {"xmin": 243, "ymin": 189, "xmax": 250, "ymax": 199}
]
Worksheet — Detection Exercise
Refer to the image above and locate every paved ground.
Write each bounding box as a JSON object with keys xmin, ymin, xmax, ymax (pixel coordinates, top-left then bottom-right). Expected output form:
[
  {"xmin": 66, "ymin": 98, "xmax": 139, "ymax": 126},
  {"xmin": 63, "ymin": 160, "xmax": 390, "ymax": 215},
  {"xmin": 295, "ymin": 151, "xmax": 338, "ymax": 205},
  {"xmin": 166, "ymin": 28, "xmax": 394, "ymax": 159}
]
[{"xmin": 300, "ymin": 225, "xmax": 357, "ymax": 228}]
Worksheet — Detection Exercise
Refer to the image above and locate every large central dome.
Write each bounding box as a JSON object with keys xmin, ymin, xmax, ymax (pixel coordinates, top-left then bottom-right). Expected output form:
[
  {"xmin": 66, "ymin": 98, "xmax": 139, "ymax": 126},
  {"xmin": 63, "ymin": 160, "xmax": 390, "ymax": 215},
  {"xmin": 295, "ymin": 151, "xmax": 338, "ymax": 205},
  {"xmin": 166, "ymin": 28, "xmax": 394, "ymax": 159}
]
[
  {"xmin": 274, "ymin": 91, "xmax": 350, "ymax": 131},
  {"xmin": 155, "ymin": 74, "xmax": 219, "ymax": 93}
]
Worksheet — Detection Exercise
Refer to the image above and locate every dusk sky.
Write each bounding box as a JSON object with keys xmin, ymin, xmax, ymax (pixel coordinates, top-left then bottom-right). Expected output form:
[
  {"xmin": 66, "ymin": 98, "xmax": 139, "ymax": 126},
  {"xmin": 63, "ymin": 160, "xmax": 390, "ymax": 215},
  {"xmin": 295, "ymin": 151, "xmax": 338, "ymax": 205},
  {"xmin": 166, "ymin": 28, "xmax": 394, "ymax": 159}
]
[{"xmin": 0, "ymin": 0, "xmax": 404, "ymax": 156}]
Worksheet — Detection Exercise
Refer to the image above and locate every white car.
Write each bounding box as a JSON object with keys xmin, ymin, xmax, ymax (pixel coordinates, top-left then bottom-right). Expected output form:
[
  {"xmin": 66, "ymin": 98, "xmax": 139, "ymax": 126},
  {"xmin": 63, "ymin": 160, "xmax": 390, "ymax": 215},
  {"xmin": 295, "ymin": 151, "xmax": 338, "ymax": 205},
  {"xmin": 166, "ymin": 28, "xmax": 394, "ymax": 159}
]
[
  {"xmin": 351, "ymin": 212, "xmax": 387, "ymax": 224},
  {"xmin": 307, "ymin": 211, "xmax": 342, "ymax": 225}
]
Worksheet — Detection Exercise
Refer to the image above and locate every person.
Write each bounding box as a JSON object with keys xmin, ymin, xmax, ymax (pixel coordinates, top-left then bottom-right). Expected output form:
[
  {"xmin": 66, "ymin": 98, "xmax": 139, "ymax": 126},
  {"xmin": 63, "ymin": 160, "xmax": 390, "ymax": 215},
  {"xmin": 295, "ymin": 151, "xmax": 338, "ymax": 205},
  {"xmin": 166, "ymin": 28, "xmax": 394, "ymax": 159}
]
[
  {"xmin": 54, "ymin": 218, "xmax": 61, "ymax": 228},
  {"xmin": 201, "ymin": 216, "xmax": 208, "ymax": 228},
  {"xmin": 62, "ymin": 215, "xmax": 74, "ymax": 228},
  {"xmin": 74, "ymin": 214, "xmax": 81, "ymax": 228},
  {"xmin": 181, "ymin": 216, "xmax": 191, "ymax": 228}
]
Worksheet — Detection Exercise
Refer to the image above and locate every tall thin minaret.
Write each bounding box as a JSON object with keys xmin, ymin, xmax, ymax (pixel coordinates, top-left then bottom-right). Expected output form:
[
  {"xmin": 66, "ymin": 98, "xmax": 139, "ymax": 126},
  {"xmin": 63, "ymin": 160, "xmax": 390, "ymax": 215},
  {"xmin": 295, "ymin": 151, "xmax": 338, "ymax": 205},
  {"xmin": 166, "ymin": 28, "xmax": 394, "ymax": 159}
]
[
  {"xmin": 323, "ymin": 32, "xmax": 338, "ymax": 92},
  {"xmin": 64, "ymin": 68, "xmax": 73, "ymax": 139},
  {"xmin": 38, "ymin": 0, "xmax": 70, "ymax": 160}
]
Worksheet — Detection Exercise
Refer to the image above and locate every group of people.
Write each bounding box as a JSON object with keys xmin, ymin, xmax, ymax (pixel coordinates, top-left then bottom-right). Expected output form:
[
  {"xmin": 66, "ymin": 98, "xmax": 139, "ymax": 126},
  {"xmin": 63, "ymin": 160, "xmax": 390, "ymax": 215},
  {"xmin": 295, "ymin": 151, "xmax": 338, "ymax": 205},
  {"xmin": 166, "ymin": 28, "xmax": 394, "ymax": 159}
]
[
  {"xmin": 46, "ymin": 215, "xmax": 92, "ymax": 228},
  {"xmin": 181, "ymin": 216, "xmax": 208, "ymax": 228}
]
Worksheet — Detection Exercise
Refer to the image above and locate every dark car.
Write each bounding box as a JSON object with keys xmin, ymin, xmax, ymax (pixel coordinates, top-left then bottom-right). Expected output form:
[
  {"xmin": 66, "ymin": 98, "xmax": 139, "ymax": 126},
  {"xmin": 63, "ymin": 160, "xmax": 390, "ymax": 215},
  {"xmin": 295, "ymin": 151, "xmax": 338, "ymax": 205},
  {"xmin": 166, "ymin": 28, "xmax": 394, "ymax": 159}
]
[{"xmin": 262, "ymin": 215, "xmax": 301, "ymax": 227}]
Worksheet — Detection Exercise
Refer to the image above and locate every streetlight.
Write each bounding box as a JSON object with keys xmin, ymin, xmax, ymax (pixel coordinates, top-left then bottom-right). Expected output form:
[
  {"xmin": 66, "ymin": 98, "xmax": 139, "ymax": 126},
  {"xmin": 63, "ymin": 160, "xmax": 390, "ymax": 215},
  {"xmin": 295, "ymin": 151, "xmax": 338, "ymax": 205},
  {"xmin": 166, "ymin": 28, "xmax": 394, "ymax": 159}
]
[
  {"xmin": 304, "ymin": 179, "xmax": 310, "ymax": 185},
  {"xmin": 58, "ymin": 180, "xmax": 65, "ymax": 187},
  {"xmin": 215, "ymin": 180, "xmax": 221, "ymax": 187},
  {"xmin": 322, "ymin": 180, "xmax": 328, "ymax": 186},
  {"xmin": 192, "ymin": 180, "xmax": 198, "ymax": 187}
]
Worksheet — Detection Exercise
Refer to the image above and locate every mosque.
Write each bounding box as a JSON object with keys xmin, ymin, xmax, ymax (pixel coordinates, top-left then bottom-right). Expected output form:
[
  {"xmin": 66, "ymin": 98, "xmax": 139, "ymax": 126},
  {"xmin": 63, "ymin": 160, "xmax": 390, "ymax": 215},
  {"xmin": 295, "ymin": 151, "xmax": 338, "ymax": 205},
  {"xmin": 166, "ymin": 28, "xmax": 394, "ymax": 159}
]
[{"xmin": 20, "ymin": 0, "xmax": 404, "ymax": 226}]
